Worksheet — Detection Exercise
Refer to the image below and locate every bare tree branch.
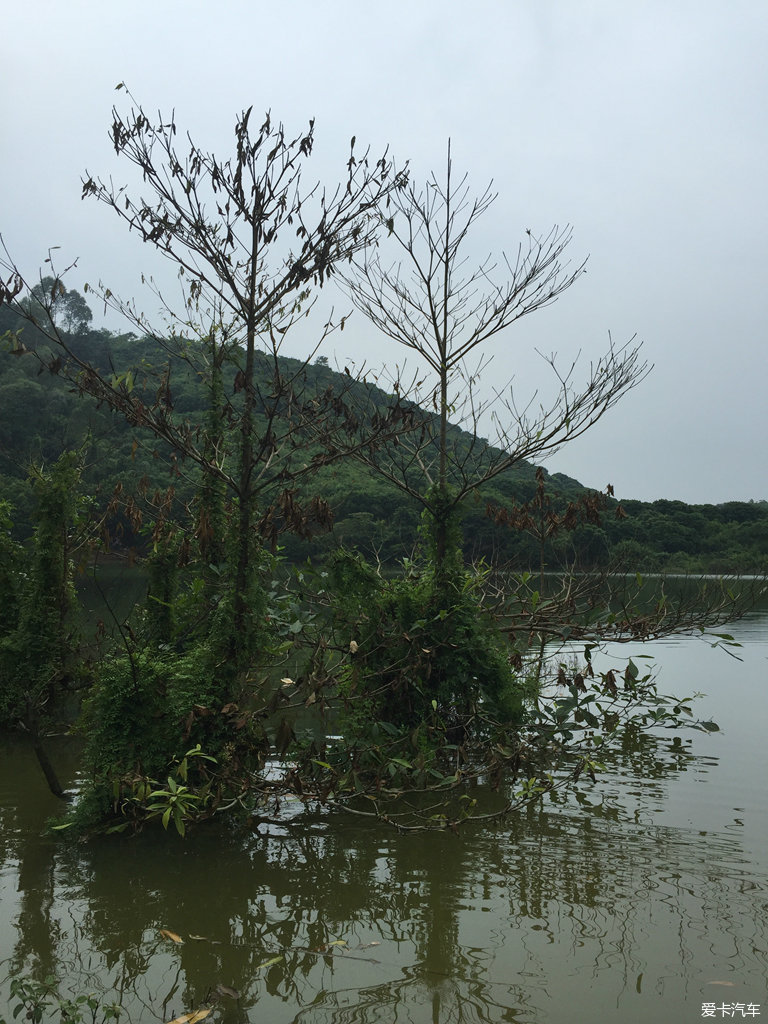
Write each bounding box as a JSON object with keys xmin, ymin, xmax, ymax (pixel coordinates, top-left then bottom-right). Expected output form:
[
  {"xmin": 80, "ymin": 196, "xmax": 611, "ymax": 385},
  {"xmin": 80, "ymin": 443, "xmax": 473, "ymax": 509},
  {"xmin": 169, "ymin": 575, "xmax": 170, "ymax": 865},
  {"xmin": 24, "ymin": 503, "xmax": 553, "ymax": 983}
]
[{"xmin": 333, "ymin": 146, "xmax": 649, "ymax": 568}]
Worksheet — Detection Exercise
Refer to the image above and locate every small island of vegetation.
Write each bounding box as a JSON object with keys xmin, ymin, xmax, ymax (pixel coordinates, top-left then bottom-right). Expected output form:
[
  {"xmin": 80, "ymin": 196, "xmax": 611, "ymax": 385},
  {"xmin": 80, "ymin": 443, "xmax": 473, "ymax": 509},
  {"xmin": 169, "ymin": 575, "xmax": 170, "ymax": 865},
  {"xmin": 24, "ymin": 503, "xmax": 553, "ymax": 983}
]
[{"xmin": 1, "ymin": 92, "xmax": 765, "ymax": 842}]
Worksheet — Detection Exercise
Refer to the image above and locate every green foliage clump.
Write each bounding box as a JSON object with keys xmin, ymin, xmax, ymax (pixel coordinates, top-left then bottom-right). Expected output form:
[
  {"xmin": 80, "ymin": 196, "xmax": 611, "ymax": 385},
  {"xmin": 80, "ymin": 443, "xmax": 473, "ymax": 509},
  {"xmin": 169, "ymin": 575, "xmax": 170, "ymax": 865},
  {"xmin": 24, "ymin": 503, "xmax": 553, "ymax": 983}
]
[
  {"xmin": 71, "ymin": 637, "xmax": 269, "ymax": 834},
  {"xmin": 0, "ymin": 452, "xmax": 89, "ymax": 731},
  {"xmin": 68, "ymin": 530, "xmax": 280, "ymax": 833},
  {"xmin": 0, "ymin": 500, "xmax": 21, "ymax": 640},
  {"xmin": 329, "ymin": 515, "xmax": 528, "ymax": 742},
  {"xmin": 0, "ymin": 501, "xmax": 24, "ymax": 725}
]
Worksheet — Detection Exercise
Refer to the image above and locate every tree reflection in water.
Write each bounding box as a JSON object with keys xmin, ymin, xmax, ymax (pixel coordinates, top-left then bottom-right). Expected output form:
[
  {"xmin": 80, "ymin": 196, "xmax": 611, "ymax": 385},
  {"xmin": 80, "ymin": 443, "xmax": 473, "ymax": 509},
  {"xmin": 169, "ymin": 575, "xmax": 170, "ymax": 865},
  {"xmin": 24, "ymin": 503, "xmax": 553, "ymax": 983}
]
[{"xmin": 1, "ymin": 721, "xmax": 765, "ymax": 1024}]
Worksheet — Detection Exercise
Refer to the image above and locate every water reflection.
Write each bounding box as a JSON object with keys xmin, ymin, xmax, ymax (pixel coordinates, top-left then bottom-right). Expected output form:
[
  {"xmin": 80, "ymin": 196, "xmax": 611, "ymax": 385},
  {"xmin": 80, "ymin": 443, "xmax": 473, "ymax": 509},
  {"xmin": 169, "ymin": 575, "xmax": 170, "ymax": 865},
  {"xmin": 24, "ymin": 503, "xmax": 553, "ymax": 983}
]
[{"xmin": 3, "ymin": 706, "xmax": 767, "ymax": 1024}]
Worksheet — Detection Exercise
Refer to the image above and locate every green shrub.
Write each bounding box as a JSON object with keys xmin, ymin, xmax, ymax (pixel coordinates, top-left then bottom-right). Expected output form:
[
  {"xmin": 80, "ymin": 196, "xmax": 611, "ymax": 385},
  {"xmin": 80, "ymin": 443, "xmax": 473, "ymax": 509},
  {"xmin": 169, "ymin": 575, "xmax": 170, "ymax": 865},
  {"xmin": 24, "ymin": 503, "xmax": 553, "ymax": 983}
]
[
  {"xmin": 70, "ymin": 638, "xmax": 268, "ymax": 833},
  {"xmin": 328, "ymin": 546, "xmax": 528, "ymax": 739}
]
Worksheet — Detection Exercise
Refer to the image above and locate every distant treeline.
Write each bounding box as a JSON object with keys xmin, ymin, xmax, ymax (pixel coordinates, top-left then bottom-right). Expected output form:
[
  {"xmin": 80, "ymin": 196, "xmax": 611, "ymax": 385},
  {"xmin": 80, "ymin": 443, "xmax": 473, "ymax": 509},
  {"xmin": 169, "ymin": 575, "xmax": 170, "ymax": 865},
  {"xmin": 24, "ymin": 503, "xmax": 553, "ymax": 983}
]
[{"xmin": 1, "ymin": 305, "xmax": 766, "ymax": 574}]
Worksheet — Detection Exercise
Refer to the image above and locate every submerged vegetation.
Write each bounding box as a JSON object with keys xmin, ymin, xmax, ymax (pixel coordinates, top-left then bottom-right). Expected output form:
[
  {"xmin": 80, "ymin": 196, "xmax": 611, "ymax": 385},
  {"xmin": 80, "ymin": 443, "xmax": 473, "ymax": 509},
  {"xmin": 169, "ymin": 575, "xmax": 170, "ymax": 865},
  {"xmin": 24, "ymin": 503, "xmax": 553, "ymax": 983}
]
[{"xmin": 1, "ymin": 92, "xmax": 765, "ymax": 841}]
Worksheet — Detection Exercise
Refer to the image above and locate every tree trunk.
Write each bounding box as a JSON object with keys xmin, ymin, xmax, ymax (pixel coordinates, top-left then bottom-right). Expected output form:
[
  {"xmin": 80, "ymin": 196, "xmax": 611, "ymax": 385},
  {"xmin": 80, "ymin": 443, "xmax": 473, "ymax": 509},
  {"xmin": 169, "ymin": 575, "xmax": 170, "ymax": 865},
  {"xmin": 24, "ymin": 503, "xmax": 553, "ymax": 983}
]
[
  {"xmin": 232, "ymin": 221, "xmax": 260, "ymax": 663},
  {"xmin": 25, "ymin": 707, "xmax": 70, "ymax": 801},
  {"xmin": 435, "ymin": 365, "xmax": 449, "ymax": 569}
]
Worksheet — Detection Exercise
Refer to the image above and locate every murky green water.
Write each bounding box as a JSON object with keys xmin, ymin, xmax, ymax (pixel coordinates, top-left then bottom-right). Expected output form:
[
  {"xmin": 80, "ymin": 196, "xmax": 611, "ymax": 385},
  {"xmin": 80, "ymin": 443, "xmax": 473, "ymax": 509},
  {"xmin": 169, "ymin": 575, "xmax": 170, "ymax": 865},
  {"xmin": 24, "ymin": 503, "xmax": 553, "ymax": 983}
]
[{"xmin": 2, "ymin": 612, "xmax": 767, "ymax": 1023}]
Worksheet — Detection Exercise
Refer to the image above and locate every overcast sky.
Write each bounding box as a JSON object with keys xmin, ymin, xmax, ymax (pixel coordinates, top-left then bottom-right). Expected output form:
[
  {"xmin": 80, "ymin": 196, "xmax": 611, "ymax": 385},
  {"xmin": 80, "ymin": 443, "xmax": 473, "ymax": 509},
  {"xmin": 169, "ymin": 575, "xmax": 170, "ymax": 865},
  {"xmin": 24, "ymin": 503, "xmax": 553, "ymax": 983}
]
[{"xmin": 2, "ymin": 0, "xmax": 766, "ymax": 504}]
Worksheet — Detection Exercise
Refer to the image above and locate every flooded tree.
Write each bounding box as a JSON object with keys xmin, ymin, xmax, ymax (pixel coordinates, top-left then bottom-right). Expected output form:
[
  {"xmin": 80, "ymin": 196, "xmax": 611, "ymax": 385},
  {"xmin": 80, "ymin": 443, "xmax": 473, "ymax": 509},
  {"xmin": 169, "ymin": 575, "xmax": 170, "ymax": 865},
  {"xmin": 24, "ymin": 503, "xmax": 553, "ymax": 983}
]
[
  {"xmin": 299, "ymin": 147, "xmax": 648, "ymax": 743},
  {"xmin": 264, "ymin": 147, "xmax": 765, "ymax": 828},
  {"xmin": 0, "ymin": 91, "xmax": 413, "ymax": 822},
  {"xmin": 2, "ymin": 88, "xmax": 408, "ymax": 664}
]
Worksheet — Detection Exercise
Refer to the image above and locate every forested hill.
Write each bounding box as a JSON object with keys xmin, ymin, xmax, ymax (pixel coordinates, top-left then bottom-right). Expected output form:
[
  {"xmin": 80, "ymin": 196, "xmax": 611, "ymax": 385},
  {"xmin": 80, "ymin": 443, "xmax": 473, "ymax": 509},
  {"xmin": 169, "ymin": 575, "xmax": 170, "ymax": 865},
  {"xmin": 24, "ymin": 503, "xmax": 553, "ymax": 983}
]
[{"xmin": 1, "ymin": 306, "xmax": 766, "ymax": 573}]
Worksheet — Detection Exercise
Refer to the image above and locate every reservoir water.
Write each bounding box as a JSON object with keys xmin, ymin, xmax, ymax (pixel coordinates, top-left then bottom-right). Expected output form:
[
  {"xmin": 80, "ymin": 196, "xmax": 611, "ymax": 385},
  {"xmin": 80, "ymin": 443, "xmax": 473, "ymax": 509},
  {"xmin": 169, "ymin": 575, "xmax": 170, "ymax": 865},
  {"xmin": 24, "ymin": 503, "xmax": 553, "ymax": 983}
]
[{"xmin": 1, "ymin": 609, "xmax": 766, "ymax": 1022}]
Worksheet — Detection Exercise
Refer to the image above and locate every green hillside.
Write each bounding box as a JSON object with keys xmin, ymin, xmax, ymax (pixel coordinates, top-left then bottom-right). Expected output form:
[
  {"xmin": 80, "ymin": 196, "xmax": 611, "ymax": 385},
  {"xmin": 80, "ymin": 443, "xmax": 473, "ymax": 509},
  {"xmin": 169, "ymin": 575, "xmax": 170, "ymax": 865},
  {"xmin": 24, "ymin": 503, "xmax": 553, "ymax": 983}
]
[{"xmin": 1, "ymin": 302, "xmax": 766, "ymax": 573}]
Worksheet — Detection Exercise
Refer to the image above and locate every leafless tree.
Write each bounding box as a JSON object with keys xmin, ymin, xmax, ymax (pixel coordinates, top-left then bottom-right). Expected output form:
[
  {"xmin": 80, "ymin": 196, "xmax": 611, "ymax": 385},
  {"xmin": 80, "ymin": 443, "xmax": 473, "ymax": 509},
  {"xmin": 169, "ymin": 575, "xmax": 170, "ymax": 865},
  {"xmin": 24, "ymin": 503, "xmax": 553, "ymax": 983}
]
[{"xmin": 339, "ymin": 144, "xmax": 650, "ymax": 567}]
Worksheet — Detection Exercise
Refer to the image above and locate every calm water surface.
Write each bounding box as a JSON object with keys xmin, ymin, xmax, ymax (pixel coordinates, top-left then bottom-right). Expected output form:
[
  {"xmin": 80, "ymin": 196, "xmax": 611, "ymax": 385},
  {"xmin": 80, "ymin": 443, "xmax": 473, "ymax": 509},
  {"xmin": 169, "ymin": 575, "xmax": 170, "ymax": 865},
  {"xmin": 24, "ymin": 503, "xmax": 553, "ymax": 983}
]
[{"xmin": 1, "ymin": 612, "xmax": 767, "ymax": 1023}]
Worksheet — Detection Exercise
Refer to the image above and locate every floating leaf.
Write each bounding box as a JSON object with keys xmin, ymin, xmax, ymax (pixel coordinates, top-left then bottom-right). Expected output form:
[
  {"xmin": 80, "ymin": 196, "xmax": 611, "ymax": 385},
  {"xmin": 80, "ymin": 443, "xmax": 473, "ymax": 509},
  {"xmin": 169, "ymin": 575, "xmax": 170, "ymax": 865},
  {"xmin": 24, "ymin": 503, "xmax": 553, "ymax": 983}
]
[
  {"xmin": 165, "ymin": 1010, "xmax": 210, "ymax": 1024},
  {"xmin": 159, "ymin": 929, "xmax": 184, "ymax": 944},
  {"xmin": 256, "ymin": 956, "xmax": 283, "ymax": 970}
]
